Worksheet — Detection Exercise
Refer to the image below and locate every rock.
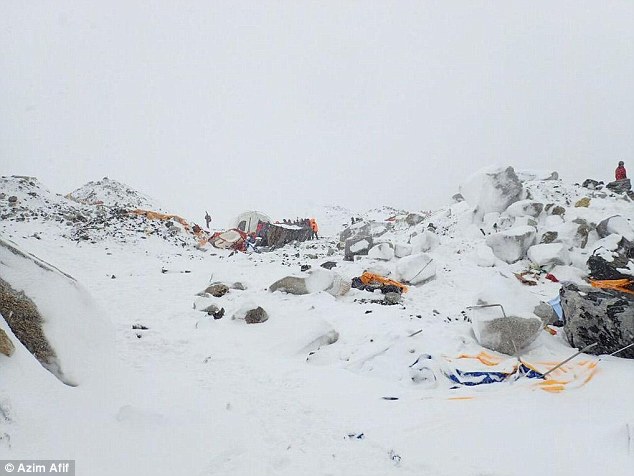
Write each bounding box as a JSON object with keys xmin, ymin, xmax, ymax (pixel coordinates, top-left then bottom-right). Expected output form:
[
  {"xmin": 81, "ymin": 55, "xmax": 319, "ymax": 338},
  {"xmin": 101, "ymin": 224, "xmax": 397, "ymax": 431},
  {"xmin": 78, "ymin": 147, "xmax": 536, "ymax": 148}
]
[
  {"xmin": 560, "ymin": 283, "xmax": 634, "ymax": 358},
  {"xmin": 548, "ymin": 205, "xmax": 566, "ymax": 216},
  {"xmin": 396, "ymin": 253, "xmax": 436, "ymax": 285},
  {"xmin": 527, "ymin": 243, "xmax": 570, "ymax": 267},
  {"xmin": 540, "ymin": 231, "xmax": 559, "ymax": 244},
  {"xmin": 344, "ymin": 235, "xmax": 373, "ymax": 261},
  {"xmin": 269, "ymin": 276, "xmax": 309, "ymax": 295},
  {"xmin": 0, "ymin": 237, "xmax": 113, "ymax": 386},
  {"xmin": 394, "ymin": 243, "xmax": 412, "ymax": 258},
  {"xmin": 8, "ymin": 196, "xmax": 17, "ymax": 203},
  {"xmin": 606, "ymin": 178, "xmax": 631, "ymax": 193},
  {"xmin": 368, "ymin": 242, "xmax": 395, "ymax": 261},
  {"xmin": 513, "ymin": 216, "xmax": 538, "ymax": 228},
  {"xmin": 320, "ymin": 261, "xmax": 337, "ymax": 270},
  {"xmin": 574, "ymin": 197, "xmax": 591, "ymax": 208},
  {"xmin": 485, "ymin": 226, "xmax": 537, "ymax": 263},
  {"xmin": 459, "ymin": 166, "xmax": 524, "ymax": 218},
  {"xmin": 505, "ymin": 200, "xmax": 544, "ymax": 218},
  {"xmin": 452, "ymin": 193, "xmax": 465, "ymax": 203},
  {"xmin": 596, "ymin": 215, "xmax": 634, "ymax": 242},
  {"xmin": 515, "ymin": 170, "xmax": 559, "ymax": 181},
  {"xmin": 405, "ymin": 213, "xmax": 425, "ymax": 226},
  {"xmin": 231, "ymin": 282, "xmax": 246, "ymax": 291},
  {"xmin": 533, "ymin": 302, "xmax": 560, "ymax": 326},
  {"xmin": 582, "ymin": 179, "xmax": 604, "ymax": 190},
  {"xmin": 410, "ymin": 231, "xmax": 439, "ymax": 253},
  {"xmin": 475, "ymin": 244, "xmax": 496, "ymax": 267},
  {"xmin": 324, "ymin": 273, "xmax": 351, "ymax": 297},
  {"xmin": 384, "ymin": 292, "xmax": 402, "ymax": 305},
  {"xmin": 204, "ymin": 283, "xmax": 229, "ymax": 297},
  {"xmin": 0, "ymin": 328, "xmax": 15, "ymax": 357},
  {"xmin": 244, "ymin": 307, "xmax": 268, "ymax": 324},
  {"xmin": 300, "ymin": 264, "xmax": 311, "ymax": 272},
  {"xmin": 472, "ymin": 314, "xmax": 542, "ymax": 355}
]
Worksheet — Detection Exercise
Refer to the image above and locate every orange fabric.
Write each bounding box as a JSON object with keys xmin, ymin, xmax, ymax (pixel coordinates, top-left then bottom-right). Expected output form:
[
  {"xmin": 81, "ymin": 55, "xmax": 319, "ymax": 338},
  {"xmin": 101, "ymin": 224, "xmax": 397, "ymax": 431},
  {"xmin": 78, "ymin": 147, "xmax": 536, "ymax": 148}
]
[
  {"xmin": 590, "ymin": 279, "xmax": 634, "ymax": 295},
  {"xmin": 129, "ymin": 209, "xmax": 207, "ymax": 242},
  {"xmin": 310, "ymin": 218, "xmax": 319, "ymax": 232},
  {"xmin": 359, "ymin": 272, "xmax": 408, "ymax": 293}
]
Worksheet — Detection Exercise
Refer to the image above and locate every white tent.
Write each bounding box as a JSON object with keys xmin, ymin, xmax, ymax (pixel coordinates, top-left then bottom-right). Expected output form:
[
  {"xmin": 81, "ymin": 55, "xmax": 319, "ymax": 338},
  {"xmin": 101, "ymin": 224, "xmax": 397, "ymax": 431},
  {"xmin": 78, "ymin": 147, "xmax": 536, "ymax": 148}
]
[{"xmin": 233, "ymin": 211, "xmax": 271, "ymax": 233}]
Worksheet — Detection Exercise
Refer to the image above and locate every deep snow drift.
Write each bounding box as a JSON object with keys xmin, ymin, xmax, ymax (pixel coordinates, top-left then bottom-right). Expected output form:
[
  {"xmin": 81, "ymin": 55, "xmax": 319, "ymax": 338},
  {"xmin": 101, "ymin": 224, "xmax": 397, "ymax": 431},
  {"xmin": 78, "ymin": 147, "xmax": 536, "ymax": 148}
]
[{"xmin": 0, "ymin": 171, "xmax": 633, "ymax": 476}]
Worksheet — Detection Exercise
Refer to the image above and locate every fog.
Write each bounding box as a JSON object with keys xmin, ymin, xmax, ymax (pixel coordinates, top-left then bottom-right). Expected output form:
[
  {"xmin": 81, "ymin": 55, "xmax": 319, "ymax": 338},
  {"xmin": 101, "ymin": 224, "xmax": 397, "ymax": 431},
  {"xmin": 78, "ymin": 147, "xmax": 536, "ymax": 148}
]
[{"xmin": 2, "ymin": 1, "xmax": 633, "ymax": 226}]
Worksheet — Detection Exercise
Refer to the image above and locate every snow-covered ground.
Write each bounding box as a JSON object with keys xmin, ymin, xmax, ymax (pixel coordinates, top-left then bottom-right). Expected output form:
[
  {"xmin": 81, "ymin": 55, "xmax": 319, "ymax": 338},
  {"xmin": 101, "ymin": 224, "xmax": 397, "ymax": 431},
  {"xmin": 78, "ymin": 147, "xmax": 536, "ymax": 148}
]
[{"xmin": 1, "ymin": 172, "xmax": 633, "ymax": 476}]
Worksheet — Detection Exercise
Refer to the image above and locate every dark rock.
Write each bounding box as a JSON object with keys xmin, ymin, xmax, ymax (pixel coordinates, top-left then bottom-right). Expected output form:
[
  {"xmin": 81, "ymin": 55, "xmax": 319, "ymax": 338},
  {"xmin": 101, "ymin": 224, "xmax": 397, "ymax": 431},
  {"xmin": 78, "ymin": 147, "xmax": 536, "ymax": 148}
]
[
  {"xmin": 405, "ymin": 213, "xmax": 425, "ymax": 226},
  {"xmin": 245, "ymin": 307, "xmax": 268, "ymax": 324},
  {"xmin": 8, "ymin": 196, "xmax": 17, "ymax": 203},
  {"xmin": 204, "ymin": 283, "xmax": 229, "ymax": 297},
  {"xmin": 231, "ymin": 282, "xmax": 246, "ymax": 291},
  {"xmin": 606, "ymin": 178, "xmax": 631, "ymax": 193},
  {"xmin": 561, "ymin": 283, "xmax": 634, "ymax": 358},
  {"xmin": 344, "ymin": 235, "xmax": 373, "ymax": 261},
  {"xmin": 321, "ymin": 261, "xmax": 337, "ymax": 270},
  {"xmin": 452, "ymin": 193, "xmax": 465, "ymax": 203},
  {"xmin": 300, "ymin": 264, "xmax": 311, "ymax": 272},
  {"xmin": 540, "ymin": 231, "xmax": 559, "ymax": 244},
  {"xmin": 582, "ymin": 179, "xmax": 603, "ymax": 190},
  {"xmin": 384, "ymin": 292, "xmax": 402, "ymax": 305},
  {"xmin": 132, "ymin": 324, "xmax": 148, "ymax": 330}
]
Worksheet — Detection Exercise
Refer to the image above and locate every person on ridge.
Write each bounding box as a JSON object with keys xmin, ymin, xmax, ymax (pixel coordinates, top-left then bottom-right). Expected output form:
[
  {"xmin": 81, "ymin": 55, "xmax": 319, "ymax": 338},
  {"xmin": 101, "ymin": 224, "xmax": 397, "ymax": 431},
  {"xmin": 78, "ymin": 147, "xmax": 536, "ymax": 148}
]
[
  {"xmin": 309, "ymin": 218, "xmax": 319, "ymax": 239},
  {"xmin": 204, "ymin": 211, "xmax": 211, "ymax": 229},
  {"xmin": 615, "ymin": 161, "xmax": 627, "ymax": 180}
]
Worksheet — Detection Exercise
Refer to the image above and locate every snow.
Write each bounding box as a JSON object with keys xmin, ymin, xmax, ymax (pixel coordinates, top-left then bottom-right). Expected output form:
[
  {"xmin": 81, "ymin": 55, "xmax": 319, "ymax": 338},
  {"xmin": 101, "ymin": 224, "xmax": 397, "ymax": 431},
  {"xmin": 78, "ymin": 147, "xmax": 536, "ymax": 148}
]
[
  {"xmin": 527, "ymin": 243, "xmax": 571, "ymax": 267},
  {"xmin": 0, "ymin": 175, "xmax": 633, "ymax": 476}
]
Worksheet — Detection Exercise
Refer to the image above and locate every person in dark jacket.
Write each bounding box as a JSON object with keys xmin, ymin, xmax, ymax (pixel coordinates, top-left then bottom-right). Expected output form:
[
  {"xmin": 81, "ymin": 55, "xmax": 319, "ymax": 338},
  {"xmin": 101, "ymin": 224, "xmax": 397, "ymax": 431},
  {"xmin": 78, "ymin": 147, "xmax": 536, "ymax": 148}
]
[{"xmin": 615, "ymin": 161, "xmax": 627, "ymax": 180}]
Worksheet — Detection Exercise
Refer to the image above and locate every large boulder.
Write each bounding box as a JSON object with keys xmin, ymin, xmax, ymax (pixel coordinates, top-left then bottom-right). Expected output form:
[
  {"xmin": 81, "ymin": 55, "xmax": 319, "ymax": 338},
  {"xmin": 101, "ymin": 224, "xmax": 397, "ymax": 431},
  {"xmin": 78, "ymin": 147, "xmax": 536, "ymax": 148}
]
[
  {"xmin": 606, "ymin": 178, "xmax": 631, "ymax": 193},
  {"xmin": 394, "ymin": 243, "xmax": 412, "ymax": 258},
  {"xmin": 344, "ymin": 235, "xmax": 373, "ymax": 261},
  {"xmin": 485, "ymin": 226, "xmax": 537, "ymax": 263},
  {"xmin": 596, "ymin": 215, "xmax": 634, "ymax": 242},
  {"xmin": 409, "ymin": 230, "xmax": 439, "ymax": 253},
  {"xmin": 472, "ymin": 314, "xmax": 543, "ymax": 355},
  {"xmin": 459, "ymin": 166, "xmax": 524, "ymax": 219},
  {"xmin": 505, "ymin": 200, "xmax": 544, "ymax": 218},
  {"xmin": 560, "ymin": 283, "xmax": 634, "ymax": 358},
  {"xmin": 527, "ymin": 243, "xmax": 571, "ymax": 267},
  {"xmin": 396, "ymin": 253, "xmax": 436, "ymax": 285},
  {"xmin": 269, "ymin": 276, "xmax": 309, "ymax": 295},
  {"xmin": 0, "ymin": 237, "xmax": 113, "ymax": 386},
  {"xmin": 368, "ymin": 242, "xmax": 395, "ymax": 261}
]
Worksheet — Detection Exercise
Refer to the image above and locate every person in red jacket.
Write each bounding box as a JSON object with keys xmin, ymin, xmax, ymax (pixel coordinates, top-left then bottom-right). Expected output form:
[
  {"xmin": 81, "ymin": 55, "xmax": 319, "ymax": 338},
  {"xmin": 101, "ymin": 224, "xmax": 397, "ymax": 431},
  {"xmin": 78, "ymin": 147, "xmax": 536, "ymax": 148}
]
[{"xmin": 615, "ymin": 161, "xmax": 627, "ymax": 180}]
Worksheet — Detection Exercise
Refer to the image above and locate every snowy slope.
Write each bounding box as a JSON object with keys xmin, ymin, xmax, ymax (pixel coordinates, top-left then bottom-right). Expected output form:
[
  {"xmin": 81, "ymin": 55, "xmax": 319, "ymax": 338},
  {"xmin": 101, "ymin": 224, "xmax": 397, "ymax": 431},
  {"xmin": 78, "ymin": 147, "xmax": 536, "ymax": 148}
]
[{"xmin": 0, "ymin": 171, "xmax": 632, "ymax": 476}]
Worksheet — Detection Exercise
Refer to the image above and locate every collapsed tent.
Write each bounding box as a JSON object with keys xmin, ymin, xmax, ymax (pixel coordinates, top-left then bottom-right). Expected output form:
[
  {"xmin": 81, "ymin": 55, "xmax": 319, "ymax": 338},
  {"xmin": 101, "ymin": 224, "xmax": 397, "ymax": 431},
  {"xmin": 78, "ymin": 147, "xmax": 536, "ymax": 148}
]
[
  {"xmin": 128, "ymin": 209, "xmax": 208, "ymax": 244},
  {"xmin": 209, "ymin": 229, "xmax": 247, "ymax": 250},
  {"xmin": 233, "ymin": 211, "xmax": 271, "ymax": 234},
  {"xmin": 410, "ymin": 351, "xmax": 597, "ymax": 393}
]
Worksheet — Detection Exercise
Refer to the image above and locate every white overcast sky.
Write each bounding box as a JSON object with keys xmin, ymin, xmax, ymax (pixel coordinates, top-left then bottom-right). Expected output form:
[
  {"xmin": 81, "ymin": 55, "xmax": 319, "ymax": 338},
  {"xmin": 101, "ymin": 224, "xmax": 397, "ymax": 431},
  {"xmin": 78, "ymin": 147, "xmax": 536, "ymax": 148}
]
[{"xmin": 2, "ymin": 1, "xmax": 633, "ymax": 226}]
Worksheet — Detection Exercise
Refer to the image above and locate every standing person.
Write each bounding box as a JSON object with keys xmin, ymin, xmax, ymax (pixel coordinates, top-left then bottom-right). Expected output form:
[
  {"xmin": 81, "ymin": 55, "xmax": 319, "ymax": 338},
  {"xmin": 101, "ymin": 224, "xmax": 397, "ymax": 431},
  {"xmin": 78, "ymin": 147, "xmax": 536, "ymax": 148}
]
[
  {"xmin": 615, "ymin": 161, "xmax": 627, "ymax": 180},
  {"xmin": 205, "ymin": 211, "xmax": 211, "ymax": 229},
  {"xmin": 310, "ymin": 218, "xmax": 319, "ymax": 239}
]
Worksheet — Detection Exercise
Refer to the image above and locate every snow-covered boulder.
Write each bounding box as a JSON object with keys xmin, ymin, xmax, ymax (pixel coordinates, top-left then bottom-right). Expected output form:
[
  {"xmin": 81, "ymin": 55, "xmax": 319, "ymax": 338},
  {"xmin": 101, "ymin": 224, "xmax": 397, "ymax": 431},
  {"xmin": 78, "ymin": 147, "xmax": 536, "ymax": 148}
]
[
  {"xmin": 410, "ymin": 230, "xmax": 439, "ymax": 253},
  {"xmin": 244, "ymin": 307, "xmax": 269, "ymax": 324},
  {"xmin": 475, "ymin": 245, "xmax": 497, "ymax": 267},
  {"xmin": 515, "ymin": 170, "xmax": 559, "ymax": 182},
  {"xmin": 527, "ymin": 243, "xmax": 571, "ymax": 267},
  {"xmin": 0, "ymin": 237, "xmax": 113, "ymax": 386},
  {"xmin": 269, "ymin": 276, "xmax": 309, "ymax": 295},
  {"xmin": 368, "ymin": 242, "xmax": 395, "ymax": 261},
  {"xmin": 606, "ymin": 178, "xmax": 631, "ymax": 194},
  {"xmin": 505, "ymin": 200, "xmax": 544, "ymax": 218},
  {"xmin": 394, "ymin": 242, "xmax": 412, "ymax": 258},
  {"xmin": 396, "ymin": 253, "xmax": 436, "ymax": 285},
  {"xmin": 459, "ymin": 166, "xmax": 524, "ymax": 218},
  {"xmin": 344, "ymin": 235, "xmax": 373, "ymax": 261},
  {"xmin": 485, "ymin": 226, "xmax": 537, "ymax": 263},
  {"xmin": 596, "ymin": 215, "xmax": 634, "ymax": 242}
]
